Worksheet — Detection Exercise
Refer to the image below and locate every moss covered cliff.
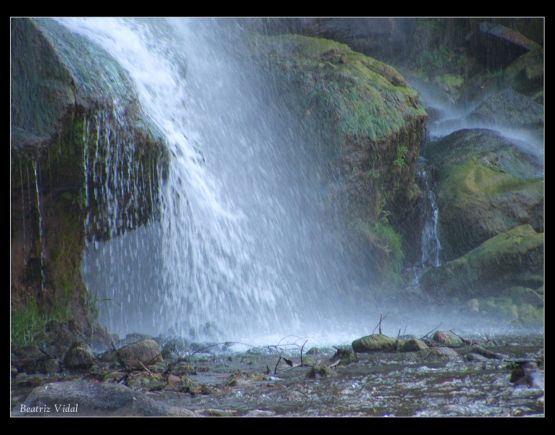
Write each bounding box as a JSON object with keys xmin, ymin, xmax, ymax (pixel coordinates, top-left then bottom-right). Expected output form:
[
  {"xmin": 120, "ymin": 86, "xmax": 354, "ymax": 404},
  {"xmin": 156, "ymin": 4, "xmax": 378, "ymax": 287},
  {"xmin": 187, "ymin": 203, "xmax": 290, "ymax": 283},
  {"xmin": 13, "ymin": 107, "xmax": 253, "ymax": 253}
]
[
  {"xmin": 11, "ymin": 18, "xmax": 168, "ymax": 345},
  {"xmin": 248, "ymin": 33, "xmax": 427, "ymax": 287}
]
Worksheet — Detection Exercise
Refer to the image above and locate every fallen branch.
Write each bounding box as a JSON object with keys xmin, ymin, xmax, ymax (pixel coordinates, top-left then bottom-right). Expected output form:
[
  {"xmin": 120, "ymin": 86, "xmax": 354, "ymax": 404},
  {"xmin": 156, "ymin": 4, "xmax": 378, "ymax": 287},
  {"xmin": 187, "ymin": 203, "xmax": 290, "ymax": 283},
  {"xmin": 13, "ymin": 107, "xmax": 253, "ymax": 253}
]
[
  {"xmin": 138, "ymin": 360, "xmax": 153, "ymax": 376},
  {"xmin": 274, "ymin": 356, "xmax": 282, "ymax": 375}
]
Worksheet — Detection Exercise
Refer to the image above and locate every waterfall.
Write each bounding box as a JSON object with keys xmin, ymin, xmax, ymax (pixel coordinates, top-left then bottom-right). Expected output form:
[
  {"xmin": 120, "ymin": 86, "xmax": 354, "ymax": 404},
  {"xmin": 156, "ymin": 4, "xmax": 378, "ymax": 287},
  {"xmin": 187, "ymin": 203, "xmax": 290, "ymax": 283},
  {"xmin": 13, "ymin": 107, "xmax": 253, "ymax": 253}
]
[
  {"xmin": 32, "ymin": 161, "xmax": 46, "ymax": 293},
  {"xmin": 418, "ymin": 159, "xmax": 441, "ymax": 269},
  {"xmin": 58, "ymin": 18, "xmax": 376, "ymax": 343},
  {"xmin": 409, "ymin": 157, "xmax": 442, "ymax": 290}
]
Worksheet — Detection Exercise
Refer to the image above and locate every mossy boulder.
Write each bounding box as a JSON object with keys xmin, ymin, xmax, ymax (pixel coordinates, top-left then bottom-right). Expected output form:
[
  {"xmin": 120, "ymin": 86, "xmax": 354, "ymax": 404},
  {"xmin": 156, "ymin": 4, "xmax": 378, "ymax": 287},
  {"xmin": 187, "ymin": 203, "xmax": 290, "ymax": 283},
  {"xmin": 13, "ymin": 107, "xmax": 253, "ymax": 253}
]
[
  {"xmin": 63, "ymin": 342, "xmax": 95, "ymax": 370},
  {"xmin": 400, "ymin": 338, "xmax": 429, "ymax": 352},
  {"xmin": 248, "ymin": 33, "xmax": 427, "ymax": 283},
  {"xmin": 423, "ymin": 128, "xmax": 543, "ymax": 260},
  {"xmin": 117, "ymin": 339, "xmax": 163, "ymax": 370},
  {"xmin": 351, "ymin": 334, "xmax": 400, "ymax": 353},
  {"xmin": 11, "ymin": 18, "xmax": 169, "ymax": 344},
  {"xmin": 421, "ymin": 224, "xmax": 544, "ymax": 299}
]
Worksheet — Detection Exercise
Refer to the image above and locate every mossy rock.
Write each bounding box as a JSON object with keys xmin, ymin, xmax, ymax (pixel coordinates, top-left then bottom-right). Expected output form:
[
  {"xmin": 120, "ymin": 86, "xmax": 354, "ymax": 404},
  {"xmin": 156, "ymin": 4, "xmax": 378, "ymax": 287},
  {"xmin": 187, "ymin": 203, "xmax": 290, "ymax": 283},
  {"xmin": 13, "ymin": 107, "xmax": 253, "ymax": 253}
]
[
  {"xmin": 421, "ymin": 224, "xmax": 544, "ymax": 299},
  {"xmin": 247, "ymin": 33, "xmax": 427, "ymax": 284},
  {"xmin": 424, "ymin": 129, "xmax": 543, "ymax": 260},
  {"xmin": 400, "ymin": 338, "xmax": 429, "ymax": 352},
  {"xmin": 11, "ymin": 18, "xmax": 169, "ymax": 344},
  {"xmin": 351, "ymin": 334, "xmax": 401, "ymax": 353}
]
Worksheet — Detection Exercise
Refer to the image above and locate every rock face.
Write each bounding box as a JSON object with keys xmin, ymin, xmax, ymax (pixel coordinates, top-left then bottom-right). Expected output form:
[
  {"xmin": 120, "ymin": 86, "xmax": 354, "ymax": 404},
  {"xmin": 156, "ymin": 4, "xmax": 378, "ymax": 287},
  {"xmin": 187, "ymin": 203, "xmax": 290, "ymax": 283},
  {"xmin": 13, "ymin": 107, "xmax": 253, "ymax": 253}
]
[
  {"xmin": 420, "ymin": 128, "xmax": 543, "ymax": 317},
  {"xmin": 11, "ymin": 18, "xmax": 169, "ymax": 345},
  {"xmin": 250, "ymin": 33, "xmax": 427, "ymax": 283},
  {"xmin": 468, "ymin": 22, "xmax": 542, "ymax": 68},
  {"xmin": 63, "ymin": 342, "xmax": 95, "ymax": 370},
  {"xmin": 12, "ymin": 380, "xmax": 193, "ymax": 416},
  {"xmin": 468, "ymin": 89, "xmax": 544, "ymax": 130},
  {"xmin": 421, "ymin": 224, "xmax": 544, "ymax": 299},
  {"xmin": 423, "ymin": 129, "xmax": 543, "ymax": 260},
  {"xmin": 117, "ymin": 339, "xmax": 162, "ymax": 370}
]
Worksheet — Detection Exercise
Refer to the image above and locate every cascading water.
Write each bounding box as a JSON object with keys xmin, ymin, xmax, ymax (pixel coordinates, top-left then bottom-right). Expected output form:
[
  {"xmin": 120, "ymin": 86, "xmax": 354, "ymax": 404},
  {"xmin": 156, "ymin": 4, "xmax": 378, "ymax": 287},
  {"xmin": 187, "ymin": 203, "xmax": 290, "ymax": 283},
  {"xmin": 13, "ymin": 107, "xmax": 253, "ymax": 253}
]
[
  {"xmin": 409, "ymin": 157, "xmax": 442, "ymax": 290},
  {"xmin": 59, "ymin": 18, "xmax": 377, "ymax": 343},
  {"xmin": 417, "ymin": 159, "xmax": 441, "ymax": 269},
  {"xmin": 32, "ymin": 161, "xmax": 46, "ymax": 293}
]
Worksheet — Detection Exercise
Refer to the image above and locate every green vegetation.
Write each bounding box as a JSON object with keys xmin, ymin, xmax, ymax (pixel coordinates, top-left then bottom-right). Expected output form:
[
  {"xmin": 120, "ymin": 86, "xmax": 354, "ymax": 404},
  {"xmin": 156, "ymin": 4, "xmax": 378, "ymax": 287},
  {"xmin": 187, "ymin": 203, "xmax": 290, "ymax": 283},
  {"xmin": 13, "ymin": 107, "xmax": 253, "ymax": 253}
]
[{"xmin": 11, "ymin": 296, "xmax": 69, "ymax": 346}]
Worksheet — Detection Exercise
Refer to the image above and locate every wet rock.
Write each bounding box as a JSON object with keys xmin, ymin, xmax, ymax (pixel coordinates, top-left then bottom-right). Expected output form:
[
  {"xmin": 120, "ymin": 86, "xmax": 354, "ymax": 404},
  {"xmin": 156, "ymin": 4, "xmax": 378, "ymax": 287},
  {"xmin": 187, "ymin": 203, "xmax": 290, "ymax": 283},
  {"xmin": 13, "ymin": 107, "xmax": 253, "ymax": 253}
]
[
  {"xmin": 64, "ymin": 342, "xmax": 95, "ymax": 370},
  {"xmin": 97, "ymin": 349, "xmax": 118, "ymax": 363},
  {"xmin": 352, "ymin": 334, "xmax": 399, "ymax": 353},
  {"xmin": 510, "ymin": 361, "xmax": 544, "ymax": 388},
  {"xmin": 13, "ymin": 380, "xmax": 194, "ymax": 416},
  {"xmin": 307, "ymin": 365, "xmax": 334, "ymax": 378},
  {"xmin": 400, "ymin": 338, "xmax": 429, "ymax": 352},
  {"xmin": 331, "ymin": 346, "xmax": 357, "ymax": 364},
  {"xmin": 120, "ymin": 333, "xmax": 154, "ymax": 346},
  {"xmin": 465, "ymin": 352, "xmax": 489, "ymax": 362},
  {"xmin": 126, "ymin": 372, "xmax": 165, "ymax": 391},
  {"xmin": 117, "ymin": 339, "xmax": 162, "ymax": 370},
  {"xmin": 12, "ymin": 345, "xmax": 63, "ymax": 374},
  {"xmin": 421, "ymin": 346, "xmax": 461, "ymax": 362},
  {"xmin": 468, "ymin": 89, "xmax": 544, "ymax": 129},
  {"xmin": 422, "ymin": 128, "xmax": 544, "ymax": 259},
  {"xmin": 431, "ymin": 331, "xmax": 464, "ymax": 348},
  {"xmin": 470, "ymin": 346, "xmax": 506, "ymax": 360}
]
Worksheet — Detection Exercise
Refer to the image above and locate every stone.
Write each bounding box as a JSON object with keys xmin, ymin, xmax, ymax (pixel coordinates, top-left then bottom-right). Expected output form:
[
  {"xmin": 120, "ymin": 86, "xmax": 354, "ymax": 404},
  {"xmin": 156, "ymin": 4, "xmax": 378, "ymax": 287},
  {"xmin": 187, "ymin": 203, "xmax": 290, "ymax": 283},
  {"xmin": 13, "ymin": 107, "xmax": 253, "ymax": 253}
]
[
  {"xmin": 12, "ymin": 380, "xmax": 194, "ymax": 416},
  {"xmin": 352, "ymin": 334, "xmax": 400, "ymax": 353},
  {"xmin": 468, "ymin": 89, "xmax": 544, "ymax": 129},
  {"xmin": 117, "ymin": 339, "xmax": 162, "ymax": 370},
  {"xmin": 331, "ymin": 346, "xmax": 357, "ymax": 364},
  {"xmin": 400, "ymin": 338, "xmax": 429, "ymax": 352},
  {"xmin": 421, "ymin": 346, "xmax": 462, "ymax": 362},
  {"xmin": 470, "ymin": 346, "xmax": 506, "ymax": 360},
  {"xmin": 63, "ymin": 342, "xmax": 95, "ymax": 370},
  {"xmin": 465, "ymin": 352, "xmax": 489, "ymax": 362},
  {"xmin": 432, "ymin": 331, "xmax": 464, "ymax": 348}
]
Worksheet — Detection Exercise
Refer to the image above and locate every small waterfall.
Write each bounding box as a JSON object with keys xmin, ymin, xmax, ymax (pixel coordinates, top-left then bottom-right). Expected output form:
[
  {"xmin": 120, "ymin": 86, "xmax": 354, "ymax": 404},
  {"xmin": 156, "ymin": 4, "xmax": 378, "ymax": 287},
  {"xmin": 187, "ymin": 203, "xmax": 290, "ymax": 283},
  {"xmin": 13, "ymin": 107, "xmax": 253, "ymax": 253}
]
[
  {"xmin": 32, "ymin": 161, "xmax": 46, "ymax": 292},
  {"xmin": 411, "ymin": 157, "xmax": 441, "ymax": 288},
  {"xmin": 418, "ymin": 160, "xmax": 441, "ymax": 268}
]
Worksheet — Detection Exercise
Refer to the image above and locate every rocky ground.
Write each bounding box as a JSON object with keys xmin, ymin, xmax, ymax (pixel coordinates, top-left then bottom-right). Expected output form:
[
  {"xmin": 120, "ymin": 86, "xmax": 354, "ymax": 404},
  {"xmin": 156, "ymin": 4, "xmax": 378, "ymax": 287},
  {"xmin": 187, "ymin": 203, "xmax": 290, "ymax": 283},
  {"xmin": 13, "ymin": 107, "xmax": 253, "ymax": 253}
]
[{"xmin": 11, "ymin": 323, "xmax": 544, "ymax": 417}]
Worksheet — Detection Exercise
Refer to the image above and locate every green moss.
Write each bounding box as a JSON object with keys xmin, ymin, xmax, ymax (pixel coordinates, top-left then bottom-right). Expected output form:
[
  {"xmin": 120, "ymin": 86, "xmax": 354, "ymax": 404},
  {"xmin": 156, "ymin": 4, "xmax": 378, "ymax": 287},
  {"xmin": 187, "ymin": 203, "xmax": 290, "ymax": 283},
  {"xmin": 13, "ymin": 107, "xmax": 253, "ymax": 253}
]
[
  {"xmin": 250, "ymin": 33, "xmax": 426, "ymax": 142},
  {"xmin": 421, "ymin": 225, "xmax": 544, "ymax": 298},
  {"xmin": 11, "ymin": 295, "xmax": 69, "ymax": 346}
]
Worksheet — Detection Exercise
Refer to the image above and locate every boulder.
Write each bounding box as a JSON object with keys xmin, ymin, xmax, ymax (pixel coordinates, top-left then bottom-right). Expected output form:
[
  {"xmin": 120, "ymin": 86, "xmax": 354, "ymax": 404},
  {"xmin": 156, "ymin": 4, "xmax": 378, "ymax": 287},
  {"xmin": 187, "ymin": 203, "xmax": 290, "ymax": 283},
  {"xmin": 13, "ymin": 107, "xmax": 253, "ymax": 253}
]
[
  {"xmin": 423, "ymin": 129, "xmax": 543, "ymax": 260},
  {"xmin": 352, "ymin": 334, "xmax": 400, "ymax": 353},
  {"xmin": 12, "ymin": 345, "xmax": 61, "ymax": 374},
  {"xmin": 431, "ymin": 331, "xmax": 465, "ymax": 348},
  {"xmin": 421, "ymin": 225, "xmax": 544, "ymax": 299},
  {"xmin": 400, "ymin": 338, "xmax": 429, "ymax": 352},
  {"xmin": 12, "ymin": 380, "xmax": 194, "ymax": 416},
  {"xmin": 63, "ymin": 342, "xmax": 95, "ymax": 370},
  {"xmin": 117, "ymin": 339, "xmax": 162, "ymax": 370}
]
